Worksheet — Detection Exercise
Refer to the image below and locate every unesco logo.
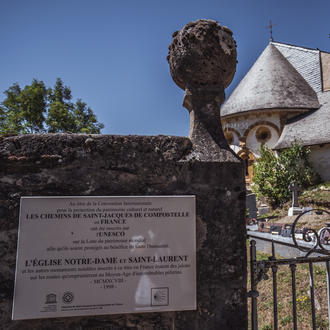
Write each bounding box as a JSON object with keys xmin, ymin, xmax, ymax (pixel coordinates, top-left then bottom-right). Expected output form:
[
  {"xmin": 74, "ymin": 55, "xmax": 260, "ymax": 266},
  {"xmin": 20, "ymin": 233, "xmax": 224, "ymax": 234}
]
[
  {"xmin": 62, "ymin": 291, "xmax": 74, "ymax": 304},
  {"xmin": 151, "ymin": 287, "xmax": 169, "ymax": 306}
]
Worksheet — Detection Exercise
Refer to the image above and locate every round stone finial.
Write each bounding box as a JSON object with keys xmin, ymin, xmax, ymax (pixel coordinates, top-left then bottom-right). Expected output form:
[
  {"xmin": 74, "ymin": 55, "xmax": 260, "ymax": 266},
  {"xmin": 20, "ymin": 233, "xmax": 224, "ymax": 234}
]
[{"xmin": 167, "ymin": 19, "xmax": 237, "ymax": 91}]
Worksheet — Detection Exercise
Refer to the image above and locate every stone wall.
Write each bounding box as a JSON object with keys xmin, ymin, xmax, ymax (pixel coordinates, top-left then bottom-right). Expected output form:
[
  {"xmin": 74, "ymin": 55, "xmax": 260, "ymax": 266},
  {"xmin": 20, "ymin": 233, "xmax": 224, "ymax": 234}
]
[
  {"xmin": 0, "ymin": 133, "xmax": 247, "ymax": 330},
  {"xmin": 309, "ymin": 144, "xmax": 330, "ymax": 182}
]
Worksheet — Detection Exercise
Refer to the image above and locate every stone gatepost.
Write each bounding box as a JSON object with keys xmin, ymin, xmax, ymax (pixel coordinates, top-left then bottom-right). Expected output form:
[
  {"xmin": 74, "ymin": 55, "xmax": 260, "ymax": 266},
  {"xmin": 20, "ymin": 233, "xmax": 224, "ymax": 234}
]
[{"xmin": 0, "ymin": 20, "xmax": 246, "ymax": 330}]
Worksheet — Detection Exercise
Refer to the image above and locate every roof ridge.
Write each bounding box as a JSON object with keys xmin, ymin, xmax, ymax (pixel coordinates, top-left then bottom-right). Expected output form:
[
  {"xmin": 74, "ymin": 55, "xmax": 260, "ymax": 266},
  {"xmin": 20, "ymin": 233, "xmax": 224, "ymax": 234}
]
[
  {"xmin": 271, "ymin": 41, "xmax": 321, "ymax": 53},
  {"xmin": 285, "ymin": 108, "xmax": 318, "ymax": 125}
]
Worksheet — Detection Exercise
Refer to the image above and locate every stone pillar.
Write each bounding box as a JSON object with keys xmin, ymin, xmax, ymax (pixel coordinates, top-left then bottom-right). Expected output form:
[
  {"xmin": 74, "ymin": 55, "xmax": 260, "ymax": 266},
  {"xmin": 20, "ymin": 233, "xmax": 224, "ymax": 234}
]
[
  {"xmin": 167, "ymin": 19, "xmax": 247, "ymax": 329},
  {"xmin": 167, "ymin": 19, "xmax": 237, "ymax": 158}
]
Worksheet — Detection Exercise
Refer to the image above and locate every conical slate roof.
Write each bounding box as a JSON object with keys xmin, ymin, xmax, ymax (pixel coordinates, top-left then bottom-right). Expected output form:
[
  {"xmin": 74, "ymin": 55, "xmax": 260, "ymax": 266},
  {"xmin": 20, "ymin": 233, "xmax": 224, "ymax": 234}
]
[{"xmin": 221, "ymin": 43, "xmax": 320, "ymax": 117}]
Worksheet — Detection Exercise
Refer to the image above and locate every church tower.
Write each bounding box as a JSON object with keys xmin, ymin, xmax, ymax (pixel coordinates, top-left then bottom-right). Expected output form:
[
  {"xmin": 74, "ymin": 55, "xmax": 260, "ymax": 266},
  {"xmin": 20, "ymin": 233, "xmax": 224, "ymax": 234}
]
[{"xmin": 221, "ymin": 41, "xmax": 330, "ymax": 184}]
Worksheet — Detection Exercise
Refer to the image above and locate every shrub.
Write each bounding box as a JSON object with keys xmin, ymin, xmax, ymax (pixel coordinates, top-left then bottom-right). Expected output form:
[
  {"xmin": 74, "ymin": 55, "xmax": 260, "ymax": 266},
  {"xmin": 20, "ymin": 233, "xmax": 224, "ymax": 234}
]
[{"xmin": 252, "ymin": 143, "xmax": 320, "ymax": 207}]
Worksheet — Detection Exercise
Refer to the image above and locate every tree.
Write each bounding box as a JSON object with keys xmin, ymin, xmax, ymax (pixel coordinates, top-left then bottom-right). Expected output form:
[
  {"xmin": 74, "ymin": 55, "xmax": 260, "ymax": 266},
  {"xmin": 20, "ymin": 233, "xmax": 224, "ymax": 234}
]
[
  {"xmin": 251, "ymin": 143, "xmax": 320, "ymax": 207},
  {"xmin": 46, "ymin": 78, "xmax": 75, "ymax": 133},
  {"xmin": 72, "ymin": 100, "xmax": 104, "ymax": 134},
  {"xmin": 0, "ymin": 78, "xmax": 104, "ymax": 134},
  {"xmin": 0, "ymin": 80, "xmax": 47, "ymax": 134}
]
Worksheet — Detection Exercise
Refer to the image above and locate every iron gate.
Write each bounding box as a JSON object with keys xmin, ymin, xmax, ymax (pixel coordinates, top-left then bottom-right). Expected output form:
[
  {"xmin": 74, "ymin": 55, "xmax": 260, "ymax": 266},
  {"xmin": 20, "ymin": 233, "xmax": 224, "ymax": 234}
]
[{"xmin": 248, "ymin": 209, "xmax": 330, "ymax": 330}]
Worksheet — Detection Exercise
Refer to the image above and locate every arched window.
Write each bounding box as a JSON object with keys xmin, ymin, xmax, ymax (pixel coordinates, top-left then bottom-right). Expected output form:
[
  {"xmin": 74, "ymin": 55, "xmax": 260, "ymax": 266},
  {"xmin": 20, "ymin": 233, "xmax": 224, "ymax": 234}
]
[{"xmin": 255, "ymin": 126, "xmax": 271, "ymax": 143}]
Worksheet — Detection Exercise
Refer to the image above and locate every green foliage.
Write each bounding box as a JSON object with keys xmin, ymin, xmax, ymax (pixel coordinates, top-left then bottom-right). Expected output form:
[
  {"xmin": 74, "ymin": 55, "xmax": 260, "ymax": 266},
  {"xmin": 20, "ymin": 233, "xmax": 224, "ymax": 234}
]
[
  {"xmin": 72, "ymin": 100, "xmax": 104, "ymax": 134},
  {"xmin": 252, "ymin": 143, "xmax": 320, "ymax": 207},
  {"xmin": 0, "ymin": 78, "xmax": 104, "ymax": 134},
  {"xmin": 280, "ymin": 315, "xmax": 292, "ymax": 326},
  {"xmin": 0, "ymin": 80, "xmax": 47, "ymax": 134}
]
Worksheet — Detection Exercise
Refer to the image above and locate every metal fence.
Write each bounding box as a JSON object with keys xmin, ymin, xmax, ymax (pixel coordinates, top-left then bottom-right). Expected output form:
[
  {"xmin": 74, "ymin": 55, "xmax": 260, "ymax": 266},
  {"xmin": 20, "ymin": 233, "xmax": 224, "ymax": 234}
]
[{"xmin": 247, "ymin": 209, "xmax": 330, "ymax": 330}]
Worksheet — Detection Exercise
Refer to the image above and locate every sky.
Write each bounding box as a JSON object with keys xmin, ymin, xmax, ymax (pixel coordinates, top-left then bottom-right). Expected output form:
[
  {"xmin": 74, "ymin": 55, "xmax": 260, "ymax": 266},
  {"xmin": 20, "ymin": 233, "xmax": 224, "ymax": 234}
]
[{"xmin": 1, "ymin": 0, "xmax": 329, "ymax": 136}]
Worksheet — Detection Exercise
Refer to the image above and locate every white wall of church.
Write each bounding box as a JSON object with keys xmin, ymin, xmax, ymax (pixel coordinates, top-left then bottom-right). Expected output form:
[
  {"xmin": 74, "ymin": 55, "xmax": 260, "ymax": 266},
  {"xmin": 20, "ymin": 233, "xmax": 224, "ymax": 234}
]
[
  {"xmin": 246, "ymin": 126, "xmax": 280, "ymax": 156},
  {"xmin": 222, "ymin": 112, "xmax": 281, "ymax": 155},
  {"xmin": 223, "ymin": 112, "xmax": 280, "ymax": 136},
  {"xmin": 309, "ymin": 144, "xmax": 330, "ymax": 182},
  {"xmin": 222, "ymin": 121, "xmax": 247, "ymax": 138},
  {"xmin": 230, "ymin": 131, "xmax": 240, "ymax": 146}
]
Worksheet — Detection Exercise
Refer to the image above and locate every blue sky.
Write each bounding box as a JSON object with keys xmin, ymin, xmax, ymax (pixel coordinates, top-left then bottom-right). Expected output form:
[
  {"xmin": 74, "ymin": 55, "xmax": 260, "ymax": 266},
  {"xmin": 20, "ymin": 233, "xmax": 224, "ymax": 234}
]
[{"xmin": 1, "ymin": 0, "xmax": 329, "ymax": 136}]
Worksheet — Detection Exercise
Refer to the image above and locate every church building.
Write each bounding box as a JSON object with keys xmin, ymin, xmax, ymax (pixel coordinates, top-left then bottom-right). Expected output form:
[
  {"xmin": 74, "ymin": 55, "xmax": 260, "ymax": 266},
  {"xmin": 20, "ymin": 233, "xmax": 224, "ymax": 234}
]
[{"xmin": 221, "ymin": 41, "xmax": 330, "ymax": 184}]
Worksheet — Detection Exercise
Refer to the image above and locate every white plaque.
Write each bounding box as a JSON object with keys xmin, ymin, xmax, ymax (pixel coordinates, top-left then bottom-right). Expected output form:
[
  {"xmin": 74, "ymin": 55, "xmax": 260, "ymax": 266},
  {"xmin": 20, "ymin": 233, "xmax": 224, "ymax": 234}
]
[{"xmin": 12, "ymin": 196, "xmax": 196, "ymax": 320}]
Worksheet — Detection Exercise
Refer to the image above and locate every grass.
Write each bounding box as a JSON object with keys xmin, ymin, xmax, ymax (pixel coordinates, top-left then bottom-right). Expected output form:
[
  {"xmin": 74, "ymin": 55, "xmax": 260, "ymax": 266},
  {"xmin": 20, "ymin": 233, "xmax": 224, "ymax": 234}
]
[
  {"xmin": 300, "ymin": 182, "xmax": 330, "ymax": 208},
  {"xmin": 256, "ymin": 181, "xmax": 330, "ymax": 220},
  {"xmin": 247, "ymin": 242, "xmax": 330, "ymax": 329}
]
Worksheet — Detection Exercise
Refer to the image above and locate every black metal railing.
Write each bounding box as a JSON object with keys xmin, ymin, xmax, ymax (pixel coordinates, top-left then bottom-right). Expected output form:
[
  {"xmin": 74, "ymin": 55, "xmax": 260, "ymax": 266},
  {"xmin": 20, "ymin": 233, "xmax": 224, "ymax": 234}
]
[{"xmin": 247, "ymin": 209, "xmax": 330, "ymax": 330}]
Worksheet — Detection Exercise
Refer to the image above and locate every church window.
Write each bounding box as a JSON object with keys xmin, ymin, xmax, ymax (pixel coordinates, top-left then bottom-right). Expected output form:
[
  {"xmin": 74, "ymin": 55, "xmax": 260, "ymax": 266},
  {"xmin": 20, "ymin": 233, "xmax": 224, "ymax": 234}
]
[{"xmin": 256, "ymin": 126, "xmax": 271, "ymax": 143}]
